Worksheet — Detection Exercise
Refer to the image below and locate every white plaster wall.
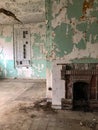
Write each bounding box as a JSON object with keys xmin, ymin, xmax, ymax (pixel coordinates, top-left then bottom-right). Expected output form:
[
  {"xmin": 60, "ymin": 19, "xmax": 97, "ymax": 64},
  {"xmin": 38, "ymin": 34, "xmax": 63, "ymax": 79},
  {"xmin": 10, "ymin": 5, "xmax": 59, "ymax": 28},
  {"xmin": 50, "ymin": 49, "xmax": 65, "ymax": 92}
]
[
  {"xmin": 16, "ymin": 67, "xmax": 32, "ymax": 78},
  {"xmin": 0, "ymin": 25, "xmax": 13, "ymax": 60},
  {"xmin": 46, "ymin": 68, "xmax": 52, "ymax": 101},
  {"xmin": 52, "ymin": 60, "xmax": 65, "ymax": 109}
]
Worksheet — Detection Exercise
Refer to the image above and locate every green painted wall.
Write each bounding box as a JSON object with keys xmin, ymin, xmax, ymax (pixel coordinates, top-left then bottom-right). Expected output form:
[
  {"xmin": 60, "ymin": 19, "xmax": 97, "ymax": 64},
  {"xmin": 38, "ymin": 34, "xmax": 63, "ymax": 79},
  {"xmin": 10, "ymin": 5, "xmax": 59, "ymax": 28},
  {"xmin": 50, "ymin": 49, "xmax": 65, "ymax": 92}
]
[
  {"xmin": 46, "ymin": 0, "xmax": 98, "ymax": 63},
  {"xmin": 0, "ymin": 24, "xmax": 46, "ymax": 79},
  {"xmin": 0, "ymin": 0, "xmax": 98, "ymax": 79}
]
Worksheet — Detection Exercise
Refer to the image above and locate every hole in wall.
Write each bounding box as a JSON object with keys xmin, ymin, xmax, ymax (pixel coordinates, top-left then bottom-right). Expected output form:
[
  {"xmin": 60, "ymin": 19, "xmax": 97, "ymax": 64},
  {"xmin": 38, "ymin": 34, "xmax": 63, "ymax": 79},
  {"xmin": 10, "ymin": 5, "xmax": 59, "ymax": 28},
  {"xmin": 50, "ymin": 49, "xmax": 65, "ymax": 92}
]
[{"xmin": 48, "ymin": 87, "xmax": 52, "ymax": 91}]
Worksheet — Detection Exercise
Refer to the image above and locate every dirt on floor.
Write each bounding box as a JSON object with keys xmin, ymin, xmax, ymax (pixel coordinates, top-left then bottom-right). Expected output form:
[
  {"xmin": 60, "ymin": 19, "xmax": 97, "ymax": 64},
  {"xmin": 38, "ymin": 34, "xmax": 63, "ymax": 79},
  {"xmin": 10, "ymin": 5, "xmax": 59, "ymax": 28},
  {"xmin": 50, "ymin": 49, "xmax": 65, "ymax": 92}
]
[
  {"xmin": 0, "ymin": 99, "xmax": 98, "ymax": 130},
  {"xmin": 0, "ymin": 80, "xmax": 98, "ymax": 130}
]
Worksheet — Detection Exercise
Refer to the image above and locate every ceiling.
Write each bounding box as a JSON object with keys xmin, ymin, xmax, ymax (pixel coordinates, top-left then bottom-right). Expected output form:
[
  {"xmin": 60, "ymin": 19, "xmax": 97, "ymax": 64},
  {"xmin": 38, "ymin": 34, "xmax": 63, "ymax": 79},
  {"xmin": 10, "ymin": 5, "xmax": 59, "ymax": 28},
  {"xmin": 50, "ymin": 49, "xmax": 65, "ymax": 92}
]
[{"xmin": 0, "ymin": 0, "xmax": 45, "ymax": 24}]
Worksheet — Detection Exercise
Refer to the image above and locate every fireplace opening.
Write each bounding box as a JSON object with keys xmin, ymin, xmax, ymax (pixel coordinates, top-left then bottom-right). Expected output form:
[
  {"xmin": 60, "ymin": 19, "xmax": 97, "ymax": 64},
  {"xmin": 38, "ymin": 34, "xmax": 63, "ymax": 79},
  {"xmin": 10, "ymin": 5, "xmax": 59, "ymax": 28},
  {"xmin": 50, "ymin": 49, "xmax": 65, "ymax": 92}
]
[{"xmin": 73, "ymin": 81, "xmax": 89, "ymax": 110}]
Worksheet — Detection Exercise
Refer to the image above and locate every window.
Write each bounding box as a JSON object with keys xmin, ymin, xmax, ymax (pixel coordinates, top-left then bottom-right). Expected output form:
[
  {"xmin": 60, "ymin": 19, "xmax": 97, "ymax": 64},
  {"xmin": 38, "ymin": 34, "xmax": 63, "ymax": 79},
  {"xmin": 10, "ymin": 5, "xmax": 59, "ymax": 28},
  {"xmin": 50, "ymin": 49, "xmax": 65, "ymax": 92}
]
[{"xmin": 14, "ymin": 28, "xmax": 31, "ymax": 67}]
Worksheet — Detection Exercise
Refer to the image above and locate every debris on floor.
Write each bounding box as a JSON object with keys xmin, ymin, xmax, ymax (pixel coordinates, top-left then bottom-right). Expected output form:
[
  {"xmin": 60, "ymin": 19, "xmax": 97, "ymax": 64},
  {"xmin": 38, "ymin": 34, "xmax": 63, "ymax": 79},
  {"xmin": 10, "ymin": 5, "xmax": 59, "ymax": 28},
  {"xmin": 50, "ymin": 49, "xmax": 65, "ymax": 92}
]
[
  {"xmin": 33, "ymin": 98, "xmax": 57, "ymax": 113},
  {"xmin": 80, "ymin": 118, "xmax": 98, "ymax": 130},
  {"xmin": 0, "ymin": 80, "xmax": 98, "ymax": 130},
  {"xmin": 18, "ymin": 98, "xmax": 57, "ymax": 114}
]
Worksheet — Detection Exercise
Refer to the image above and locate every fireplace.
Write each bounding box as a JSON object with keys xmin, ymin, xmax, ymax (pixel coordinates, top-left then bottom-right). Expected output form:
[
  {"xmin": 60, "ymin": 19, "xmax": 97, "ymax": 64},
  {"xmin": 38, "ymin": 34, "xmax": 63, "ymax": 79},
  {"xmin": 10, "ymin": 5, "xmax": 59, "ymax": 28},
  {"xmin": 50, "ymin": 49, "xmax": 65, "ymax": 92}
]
[
  {"xmin": 59, "ymin": 63, "xmax": 98, "ymax": 110},
  {"xmin": 73, "ymin": 81, "xmax": 89, "ymax": 110}
]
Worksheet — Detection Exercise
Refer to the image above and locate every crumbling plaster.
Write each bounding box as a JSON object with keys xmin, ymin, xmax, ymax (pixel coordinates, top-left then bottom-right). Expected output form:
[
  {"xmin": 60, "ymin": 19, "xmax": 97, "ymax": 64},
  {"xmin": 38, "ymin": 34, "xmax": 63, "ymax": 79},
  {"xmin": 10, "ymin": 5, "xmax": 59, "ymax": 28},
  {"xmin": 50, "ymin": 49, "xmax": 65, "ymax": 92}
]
[
  {"xmin": 0, "ymin": 0, "xmax": 98, "ymax": 80},
  {"xmin": 49, "ymin": 0, "xmax": 98, "ymax": 62},
  {"xmin": 0, "ymin": 0, "xmax": 45, "ymax": 24},
  {"xmin": 45, "ymin": 0, "xmax": 97, "ymax": 61}
]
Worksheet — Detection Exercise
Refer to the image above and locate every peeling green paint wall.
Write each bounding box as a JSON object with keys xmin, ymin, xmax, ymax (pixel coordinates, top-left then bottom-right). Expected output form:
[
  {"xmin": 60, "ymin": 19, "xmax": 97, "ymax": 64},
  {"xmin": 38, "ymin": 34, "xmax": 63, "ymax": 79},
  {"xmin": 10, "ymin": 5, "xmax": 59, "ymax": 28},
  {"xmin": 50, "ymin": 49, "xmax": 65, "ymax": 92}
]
[
  {"xmin": 0, "ymin": 23, "xmax": 46, "ymax": 79},
  {"xmin": 46, "ymin": 0, "xmax": 98, "ymax": 63},
  {"xmin": 54, "ymin": 23, "xmax": 73, "ymax": 56},
  {"xmin": 0, "ymin": 0, "xmax": 98, "ymax": 79}
]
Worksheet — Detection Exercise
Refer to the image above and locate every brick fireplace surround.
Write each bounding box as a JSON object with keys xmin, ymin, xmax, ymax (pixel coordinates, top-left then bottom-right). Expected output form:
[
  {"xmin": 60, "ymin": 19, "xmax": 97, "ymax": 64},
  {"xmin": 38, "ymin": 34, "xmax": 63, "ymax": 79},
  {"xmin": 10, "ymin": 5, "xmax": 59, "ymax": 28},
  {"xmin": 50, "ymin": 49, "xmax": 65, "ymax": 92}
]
[{"xmin": 51, "ymin": 62, "xmax": 98, "ymax": 111}]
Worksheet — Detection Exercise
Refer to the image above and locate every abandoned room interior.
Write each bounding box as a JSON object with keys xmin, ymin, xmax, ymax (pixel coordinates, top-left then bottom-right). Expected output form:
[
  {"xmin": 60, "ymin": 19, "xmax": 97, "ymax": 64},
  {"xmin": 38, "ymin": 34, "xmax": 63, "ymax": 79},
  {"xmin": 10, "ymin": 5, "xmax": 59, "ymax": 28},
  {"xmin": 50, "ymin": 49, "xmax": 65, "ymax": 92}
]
[{"xmin": 0, "ymin": 0, "xmax": 98, "ymax": 130}]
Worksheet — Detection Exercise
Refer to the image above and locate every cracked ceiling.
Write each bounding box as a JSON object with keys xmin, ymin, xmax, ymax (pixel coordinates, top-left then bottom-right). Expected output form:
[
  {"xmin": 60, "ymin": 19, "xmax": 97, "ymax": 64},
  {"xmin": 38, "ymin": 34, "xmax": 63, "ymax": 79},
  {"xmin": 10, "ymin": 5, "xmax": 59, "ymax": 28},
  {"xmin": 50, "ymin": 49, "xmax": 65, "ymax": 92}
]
[{"xmin": 0, "ymin": 0, "xmax": 45, "ymax": 24}]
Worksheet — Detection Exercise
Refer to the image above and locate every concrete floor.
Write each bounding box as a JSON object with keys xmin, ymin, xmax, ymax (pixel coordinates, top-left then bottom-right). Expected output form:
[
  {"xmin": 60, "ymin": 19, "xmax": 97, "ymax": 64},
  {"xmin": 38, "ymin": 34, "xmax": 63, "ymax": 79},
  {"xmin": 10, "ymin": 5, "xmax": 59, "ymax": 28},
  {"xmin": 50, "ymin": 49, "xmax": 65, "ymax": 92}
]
[{"xmin": 0, "ymin": 79, "xmax": 98, "ymax": 130}]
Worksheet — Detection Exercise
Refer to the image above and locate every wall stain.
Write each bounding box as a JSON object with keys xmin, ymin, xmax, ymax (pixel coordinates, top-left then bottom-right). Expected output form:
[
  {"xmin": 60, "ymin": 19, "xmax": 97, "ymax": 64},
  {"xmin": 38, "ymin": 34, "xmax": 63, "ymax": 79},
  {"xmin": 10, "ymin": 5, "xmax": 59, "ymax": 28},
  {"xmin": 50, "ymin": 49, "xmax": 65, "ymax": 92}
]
[
  {"xmin": 81, "ymin": 0, "xmax": 94, "ymax": 19},
  {"xmin": 58, "ymin": 5, "xmax": 67, "ymax": 16}
]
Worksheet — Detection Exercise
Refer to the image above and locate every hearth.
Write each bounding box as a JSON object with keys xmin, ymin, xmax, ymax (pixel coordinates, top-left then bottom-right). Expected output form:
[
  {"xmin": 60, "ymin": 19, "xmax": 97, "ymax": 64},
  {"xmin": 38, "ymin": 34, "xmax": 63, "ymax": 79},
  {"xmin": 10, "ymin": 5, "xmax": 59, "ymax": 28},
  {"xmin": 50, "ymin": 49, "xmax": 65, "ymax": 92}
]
[{"xmin": 60, "ymin": 63, "xmax": 98, "ymax": 110}]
